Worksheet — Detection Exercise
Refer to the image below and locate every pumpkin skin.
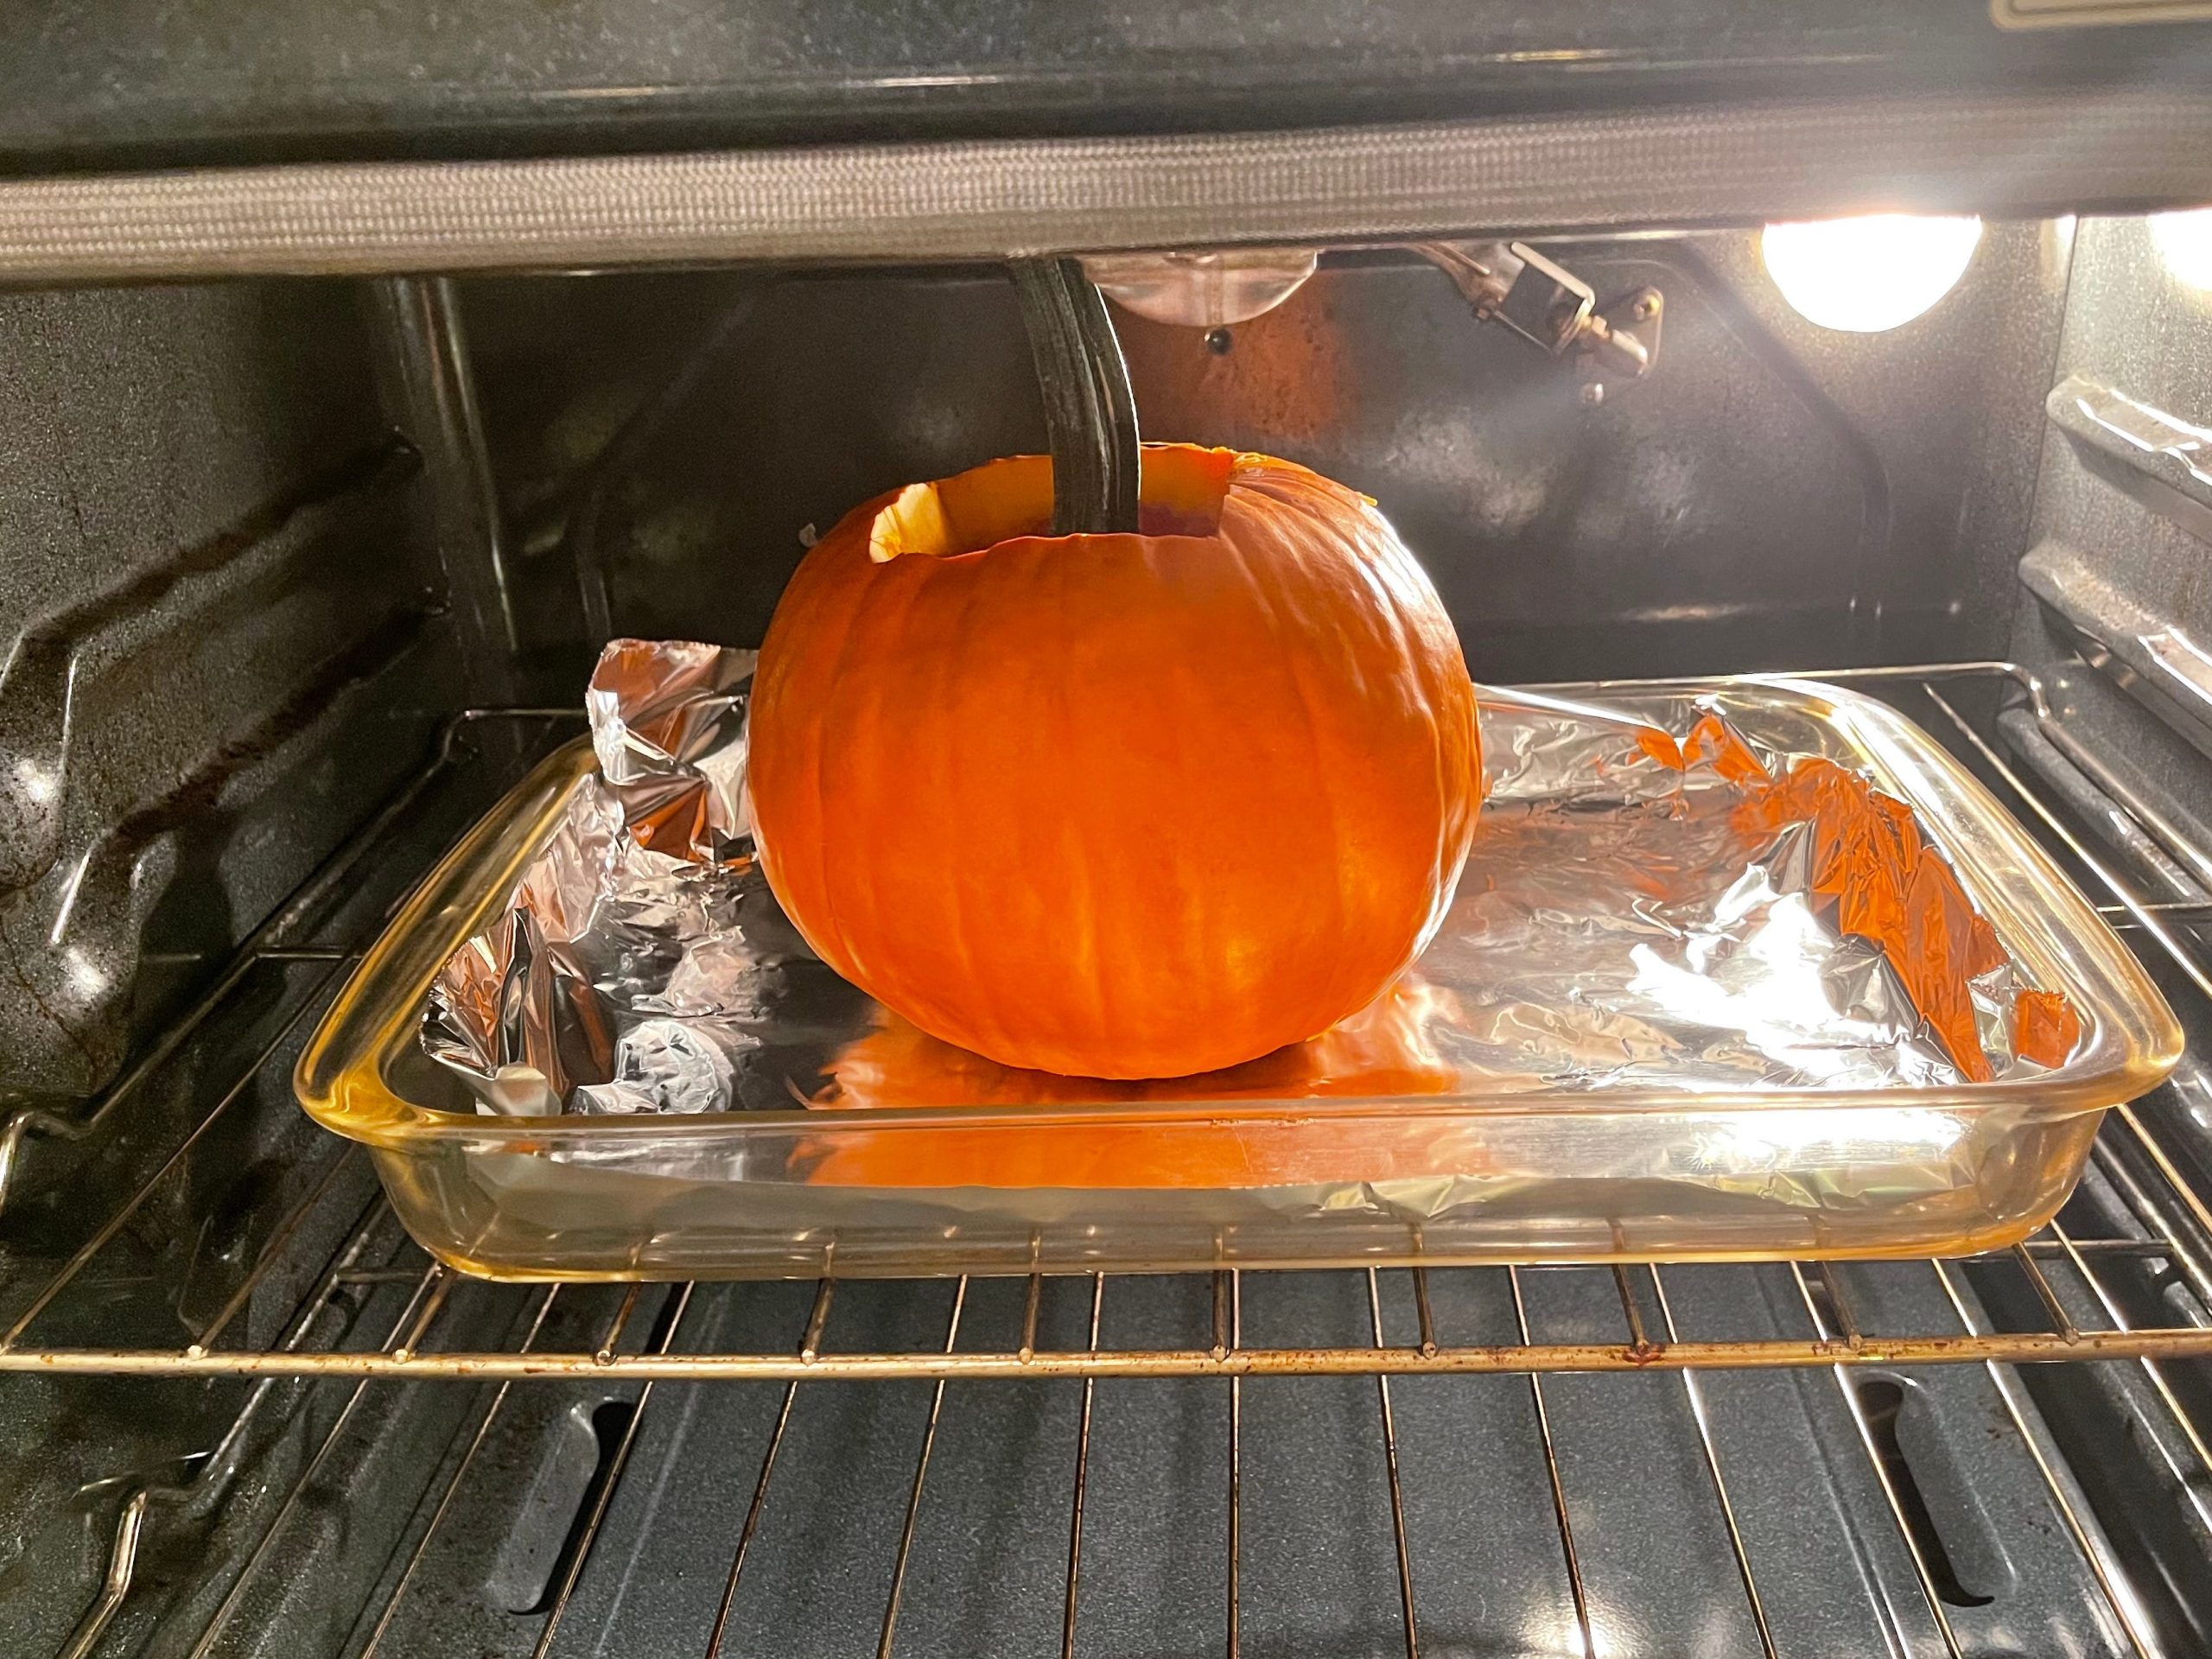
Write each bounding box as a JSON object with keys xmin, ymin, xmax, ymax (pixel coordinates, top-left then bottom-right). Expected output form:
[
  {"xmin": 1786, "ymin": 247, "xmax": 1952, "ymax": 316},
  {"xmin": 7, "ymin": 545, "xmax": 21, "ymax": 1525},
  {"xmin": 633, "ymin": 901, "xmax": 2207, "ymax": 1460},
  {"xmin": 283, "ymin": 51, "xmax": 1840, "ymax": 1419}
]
[{"xmin": 748, "ymin": 443, "xmax": 1482, "ymax": 1078}]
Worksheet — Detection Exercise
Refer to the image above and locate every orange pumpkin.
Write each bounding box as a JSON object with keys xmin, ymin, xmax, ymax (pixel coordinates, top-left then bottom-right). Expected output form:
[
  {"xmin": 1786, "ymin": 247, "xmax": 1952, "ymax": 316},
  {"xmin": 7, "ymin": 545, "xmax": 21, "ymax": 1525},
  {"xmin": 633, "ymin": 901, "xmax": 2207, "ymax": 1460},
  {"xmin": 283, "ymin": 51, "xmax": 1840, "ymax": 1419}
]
[{"xmin": 748, "ymin": 443, "xmax": 1482, "ymax": 1078}]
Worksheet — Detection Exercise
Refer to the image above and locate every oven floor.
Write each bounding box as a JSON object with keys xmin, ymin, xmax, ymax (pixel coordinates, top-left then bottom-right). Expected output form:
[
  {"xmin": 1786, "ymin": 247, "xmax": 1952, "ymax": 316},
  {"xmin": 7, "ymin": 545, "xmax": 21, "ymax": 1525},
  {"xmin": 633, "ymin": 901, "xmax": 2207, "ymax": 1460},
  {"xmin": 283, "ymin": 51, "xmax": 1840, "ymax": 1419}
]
[{"xmin": 20, "ymin": 1239, "xmax": 2169, "ymax": 1659}]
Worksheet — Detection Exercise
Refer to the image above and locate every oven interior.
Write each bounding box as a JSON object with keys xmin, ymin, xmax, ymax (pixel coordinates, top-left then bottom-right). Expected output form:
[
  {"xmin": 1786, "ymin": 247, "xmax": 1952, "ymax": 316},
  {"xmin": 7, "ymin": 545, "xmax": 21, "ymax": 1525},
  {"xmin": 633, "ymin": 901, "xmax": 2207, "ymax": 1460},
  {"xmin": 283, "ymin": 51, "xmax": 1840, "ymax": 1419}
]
[{"xmin": 3, "ymin": 212, "xmax": 2212, "ymax": 1657}]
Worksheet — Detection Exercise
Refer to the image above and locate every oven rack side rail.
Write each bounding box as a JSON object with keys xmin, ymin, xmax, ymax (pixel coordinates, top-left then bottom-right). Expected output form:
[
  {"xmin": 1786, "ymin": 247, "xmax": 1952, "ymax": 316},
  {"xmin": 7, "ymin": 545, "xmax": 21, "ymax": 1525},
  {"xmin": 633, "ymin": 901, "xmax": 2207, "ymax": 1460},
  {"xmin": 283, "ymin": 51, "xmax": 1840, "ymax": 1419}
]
[{"xmin": 0, "ymin": 664, "xmax": 2209, "ymax": 1392}]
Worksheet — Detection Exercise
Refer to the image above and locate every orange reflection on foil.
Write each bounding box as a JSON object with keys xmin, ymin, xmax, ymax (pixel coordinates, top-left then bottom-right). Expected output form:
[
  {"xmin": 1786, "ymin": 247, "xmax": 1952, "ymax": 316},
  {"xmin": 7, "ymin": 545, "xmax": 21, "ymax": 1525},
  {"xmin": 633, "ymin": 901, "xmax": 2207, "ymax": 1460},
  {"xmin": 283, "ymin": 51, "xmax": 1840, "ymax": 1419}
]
[
  {"xmin": 2015, "ymin": 988, "xmax": 2082, "ymax": 1070},
  {"xmin": 805, "ymin": 976, "xmax": 1476, "ymax": 1188},
  {"xmin": 1732, "ymin": 752, "xmax": 2062, "ymax": 1083},
  {"xmin": 1635, "ymin": 727, "xmax": 1687, "ymax": 770},
  {"xmin": 1682, "ymin": 712, "xmax": 1770, "ymax": 785}
]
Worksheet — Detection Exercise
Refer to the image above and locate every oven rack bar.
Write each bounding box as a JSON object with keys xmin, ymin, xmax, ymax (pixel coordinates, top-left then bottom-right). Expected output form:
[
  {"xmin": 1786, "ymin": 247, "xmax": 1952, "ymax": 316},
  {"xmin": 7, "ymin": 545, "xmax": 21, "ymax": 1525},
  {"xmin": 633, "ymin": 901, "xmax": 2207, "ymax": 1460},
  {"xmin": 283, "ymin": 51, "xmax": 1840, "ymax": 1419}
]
[
  {"xmin": 53, "ymin": 1236, "xmax": 2201, "ymax": 1659},
  {"xmin": 1, "ymin": 1224, "xmax": 2208, "ymax": 1380}
]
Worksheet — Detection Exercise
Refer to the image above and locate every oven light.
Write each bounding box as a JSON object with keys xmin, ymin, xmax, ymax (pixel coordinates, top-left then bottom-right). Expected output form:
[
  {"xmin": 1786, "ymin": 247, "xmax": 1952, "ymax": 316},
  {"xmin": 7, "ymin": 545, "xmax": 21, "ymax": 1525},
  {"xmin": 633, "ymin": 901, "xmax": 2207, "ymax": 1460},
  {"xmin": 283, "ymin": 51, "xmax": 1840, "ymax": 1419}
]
[
  {"xmin": 2150, "ymin": 207, "xmax": 2212, "ymax": 292},
  {"xmin": 1760, "ymin": 214, "xmax": 1983, "ymax": 333}
]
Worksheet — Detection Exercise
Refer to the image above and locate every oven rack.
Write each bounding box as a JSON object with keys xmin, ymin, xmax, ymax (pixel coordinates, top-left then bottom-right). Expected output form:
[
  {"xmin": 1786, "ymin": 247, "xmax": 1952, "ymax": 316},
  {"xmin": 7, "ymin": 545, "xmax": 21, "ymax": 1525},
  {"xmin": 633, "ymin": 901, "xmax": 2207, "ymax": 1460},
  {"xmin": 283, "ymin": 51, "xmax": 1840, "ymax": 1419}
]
[
  {"xmin": 0, "ymin": 665, "xmax": 2209, "ymax": 1391},
  {"xmin": 3, "ymin": 663, "xmax": 2210, "ymax": 1659}
]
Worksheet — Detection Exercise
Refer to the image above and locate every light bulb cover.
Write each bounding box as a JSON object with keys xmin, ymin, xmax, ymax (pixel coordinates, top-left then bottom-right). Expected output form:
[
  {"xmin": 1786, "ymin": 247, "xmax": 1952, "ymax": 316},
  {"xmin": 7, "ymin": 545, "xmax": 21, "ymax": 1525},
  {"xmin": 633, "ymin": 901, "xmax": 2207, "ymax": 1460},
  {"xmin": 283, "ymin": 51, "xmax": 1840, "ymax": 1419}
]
[
  {"xmin": 2150, "ymin": 207, "xmax": 2212, "ymax": 293},
  {"xmin": 1761, "ymin": 214, "xmax": 1984, "ymax": 334}
]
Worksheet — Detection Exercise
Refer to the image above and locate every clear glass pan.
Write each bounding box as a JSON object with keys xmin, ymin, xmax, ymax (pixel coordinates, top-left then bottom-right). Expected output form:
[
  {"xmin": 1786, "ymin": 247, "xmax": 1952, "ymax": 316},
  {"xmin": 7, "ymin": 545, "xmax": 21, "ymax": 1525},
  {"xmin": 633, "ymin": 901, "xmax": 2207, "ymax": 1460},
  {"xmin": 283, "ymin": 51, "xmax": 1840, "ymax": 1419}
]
[{"xmin": 295, "ymin": 678, "xmax": 2181, "ymax": 1279}]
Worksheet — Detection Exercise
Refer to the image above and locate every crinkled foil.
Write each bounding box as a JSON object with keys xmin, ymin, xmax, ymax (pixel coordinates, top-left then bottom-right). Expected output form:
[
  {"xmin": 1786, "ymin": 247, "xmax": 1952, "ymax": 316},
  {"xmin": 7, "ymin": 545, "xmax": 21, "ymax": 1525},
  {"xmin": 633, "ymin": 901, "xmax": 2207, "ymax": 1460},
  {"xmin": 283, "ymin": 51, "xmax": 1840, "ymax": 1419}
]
[
  {"xmin": 423, "ymin": 643, "xmax": 2075, "ymax": 1201},
  {"xmin": 586, "ymin": 637, "xmax": 752, "ymax": 861},
  {"xmin": 425, "ymin": 639, "xmax": 872, "ymax": 1118}
]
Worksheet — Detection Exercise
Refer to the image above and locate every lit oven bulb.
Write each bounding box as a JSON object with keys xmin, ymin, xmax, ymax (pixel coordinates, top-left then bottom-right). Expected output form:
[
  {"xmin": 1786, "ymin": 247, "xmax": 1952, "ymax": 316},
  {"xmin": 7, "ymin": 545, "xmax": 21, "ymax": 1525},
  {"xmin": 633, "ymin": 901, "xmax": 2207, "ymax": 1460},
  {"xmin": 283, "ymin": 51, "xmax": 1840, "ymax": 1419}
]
[
  {"xmin": 2151, "ymin": 207, "xmax": 2212, "ymax": 293},
  {"xmin": 1760, "ymin": 213, "xmax": 1983, "ymax": 333}
]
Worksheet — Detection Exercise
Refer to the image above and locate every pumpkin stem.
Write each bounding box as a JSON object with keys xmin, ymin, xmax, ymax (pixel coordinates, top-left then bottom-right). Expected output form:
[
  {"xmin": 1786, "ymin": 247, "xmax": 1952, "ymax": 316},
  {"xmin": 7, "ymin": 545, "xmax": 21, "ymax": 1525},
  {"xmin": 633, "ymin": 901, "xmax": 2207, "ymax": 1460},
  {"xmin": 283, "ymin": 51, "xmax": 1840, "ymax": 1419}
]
[{"xmin": 1012, "ymin": 259, "xmax": 1142, "ymax": 536}]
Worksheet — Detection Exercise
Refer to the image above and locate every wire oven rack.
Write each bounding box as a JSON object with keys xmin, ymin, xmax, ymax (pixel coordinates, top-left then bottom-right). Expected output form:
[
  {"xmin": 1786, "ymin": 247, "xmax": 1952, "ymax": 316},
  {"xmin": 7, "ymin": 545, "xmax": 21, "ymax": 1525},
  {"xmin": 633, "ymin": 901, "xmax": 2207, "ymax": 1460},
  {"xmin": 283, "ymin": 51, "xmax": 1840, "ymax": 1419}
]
[{"xmin": 3, "ymin": 662, "xmax": 2210, "ymax": 1659}]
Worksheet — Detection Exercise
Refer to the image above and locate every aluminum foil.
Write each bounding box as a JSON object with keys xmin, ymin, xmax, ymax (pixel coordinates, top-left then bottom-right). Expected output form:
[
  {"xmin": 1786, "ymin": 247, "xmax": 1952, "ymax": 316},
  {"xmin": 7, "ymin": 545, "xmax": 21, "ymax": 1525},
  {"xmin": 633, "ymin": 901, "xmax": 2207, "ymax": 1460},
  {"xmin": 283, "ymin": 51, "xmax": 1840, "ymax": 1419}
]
[
  {"xmin": 424, "ymin": 638, "xmax": 871, "ymax": 1118},
  {"xmin": 584, "ymin": 638, "xmax": 751, "ymax": 861},
  {"xmin": 424, "ymin": 642, "xmax": 2075, "ymax": 1137}
]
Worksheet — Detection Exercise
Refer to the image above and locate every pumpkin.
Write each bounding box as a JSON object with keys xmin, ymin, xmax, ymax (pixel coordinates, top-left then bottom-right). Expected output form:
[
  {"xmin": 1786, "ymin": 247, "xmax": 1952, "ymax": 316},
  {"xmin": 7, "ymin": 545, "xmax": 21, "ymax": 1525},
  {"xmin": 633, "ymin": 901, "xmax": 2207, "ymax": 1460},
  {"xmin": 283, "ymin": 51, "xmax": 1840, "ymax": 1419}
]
[{"xmin": 748, "ymin": 443, "xmax": 1482, "ymax": 1078}]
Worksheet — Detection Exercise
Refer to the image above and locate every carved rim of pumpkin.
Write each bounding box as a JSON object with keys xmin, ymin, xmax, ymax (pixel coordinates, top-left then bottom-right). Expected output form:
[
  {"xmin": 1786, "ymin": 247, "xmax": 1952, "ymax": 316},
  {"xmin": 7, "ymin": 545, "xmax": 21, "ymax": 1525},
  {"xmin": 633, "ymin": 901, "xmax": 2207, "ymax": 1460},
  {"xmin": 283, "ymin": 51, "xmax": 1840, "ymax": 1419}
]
[{"xmin": 867, "ymin": 443, "xmax": 1238, "ymax": 563}]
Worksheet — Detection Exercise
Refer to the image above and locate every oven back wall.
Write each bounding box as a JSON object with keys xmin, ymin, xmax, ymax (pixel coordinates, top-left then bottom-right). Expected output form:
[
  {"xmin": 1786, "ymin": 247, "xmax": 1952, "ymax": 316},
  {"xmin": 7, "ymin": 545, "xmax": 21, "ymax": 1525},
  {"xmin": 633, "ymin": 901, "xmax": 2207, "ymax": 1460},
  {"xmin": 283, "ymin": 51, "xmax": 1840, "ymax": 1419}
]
[{"xmin": 462, "ymin": 223, "xmax": 2066, "ymax": 690}]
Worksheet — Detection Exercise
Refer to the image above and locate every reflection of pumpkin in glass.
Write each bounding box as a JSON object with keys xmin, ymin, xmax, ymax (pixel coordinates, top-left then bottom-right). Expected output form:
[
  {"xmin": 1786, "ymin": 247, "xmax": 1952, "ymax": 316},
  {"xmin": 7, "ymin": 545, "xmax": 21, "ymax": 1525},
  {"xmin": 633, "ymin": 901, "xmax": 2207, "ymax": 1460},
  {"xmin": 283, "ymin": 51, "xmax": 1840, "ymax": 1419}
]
[
  {"xmin": 803, "ymin": 976, "xmax": 1482, "ymax": 1188},
  {"xmin": 748, "ymin": 444, "xmax": 1483, "ymax": 1082}
]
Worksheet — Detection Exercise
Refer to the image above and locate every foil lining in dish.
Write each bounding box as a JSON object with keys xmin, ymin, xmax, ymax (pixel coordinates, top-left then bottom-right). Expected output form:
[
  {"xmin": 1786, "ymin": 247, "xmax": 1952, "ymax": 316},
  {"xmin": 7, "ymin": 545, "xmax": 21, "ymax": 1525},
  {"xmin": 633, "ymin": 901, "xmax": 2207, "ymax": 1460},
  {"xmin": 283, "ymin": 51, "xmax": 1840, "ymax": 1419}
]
[{"xmin": 423, "ymin": 639, "xmax": 2079, "ymax": 1136}]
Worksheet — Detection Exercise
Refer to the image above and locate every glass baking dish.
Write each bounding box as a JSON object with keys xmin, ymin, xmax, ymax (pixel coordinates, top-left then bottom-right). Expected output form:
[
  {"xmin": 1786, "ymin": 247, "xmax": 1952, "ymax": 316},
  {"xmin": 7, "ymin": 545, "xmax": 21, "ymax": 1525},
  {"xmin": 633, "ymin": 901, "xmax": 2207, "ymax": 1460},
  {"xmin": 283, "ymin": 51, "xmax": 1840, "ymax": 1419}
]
[{"xmin": 295, "ymin": 678, "xmax": 2180, "ymax": 1280}]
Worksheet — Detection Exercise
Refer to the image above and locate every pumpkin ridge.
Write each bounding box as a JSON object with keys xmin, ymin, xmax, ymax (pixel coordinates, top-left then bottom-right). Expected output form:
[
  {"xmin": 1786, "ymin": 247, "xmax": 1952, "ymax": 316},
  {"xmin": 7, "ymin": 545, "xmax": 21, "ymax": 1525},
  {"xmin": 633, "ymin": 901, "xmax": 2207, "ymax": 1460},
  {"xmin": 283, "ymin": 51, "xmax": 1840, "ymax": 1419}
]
[
  {"xmin": 821, "ymin": 544, "xmax": 933, "ymax": 990},
  {"xmin": 1213, "ymin": 494, "xmax": 1356, "ymax": 1025},
  {"xmin": 1348, "ymin": 512, "xmax": 1475, "ymax": 923},
  {"xmin": 1058, "ymin": 531, "xmax": 1114, "ymax": 1059},
  {"xmin": 758, "ymin": 537, "xmax": 861, "ymax": 977},
  {"xmin": 931, "ymin": 548, "xmax": 1019, "ymax": 1061}
]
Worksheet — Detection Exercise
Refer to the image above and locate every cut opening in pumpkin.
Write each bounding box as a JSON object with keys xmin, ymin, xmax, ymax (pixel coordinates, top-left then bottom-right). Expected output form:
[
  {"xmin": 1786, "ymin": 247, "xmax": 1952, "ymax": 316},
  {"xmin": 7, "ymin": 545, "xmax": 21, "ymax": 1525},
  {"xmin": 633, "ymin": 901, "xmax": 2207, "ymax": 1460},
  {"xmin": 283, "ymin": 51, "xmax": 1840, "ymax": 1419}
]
[{"xmin": 868, "ymin": 444, "xmax": 1238, "ymax": 563}]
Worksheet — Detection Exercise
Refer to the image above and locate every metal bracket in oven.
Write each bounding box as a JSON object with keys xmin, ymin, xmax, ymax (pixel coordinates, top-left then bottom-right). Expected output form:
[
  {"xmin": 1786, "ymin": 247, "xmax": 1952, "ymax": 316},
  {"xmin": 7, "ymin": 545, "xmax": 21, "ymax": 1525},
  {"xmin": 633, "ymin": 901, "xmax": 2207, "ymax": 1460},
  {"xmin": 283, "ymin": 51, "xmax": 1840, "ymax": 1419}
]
[{"xmin": 1413, "ymin": 240, "xmax": 1662, "ymax": 404}]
